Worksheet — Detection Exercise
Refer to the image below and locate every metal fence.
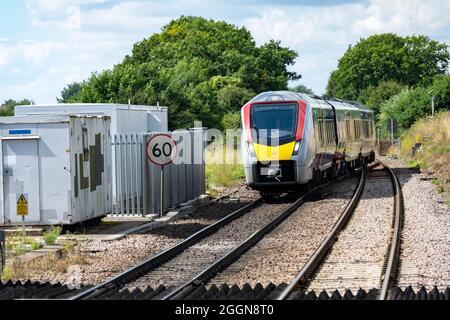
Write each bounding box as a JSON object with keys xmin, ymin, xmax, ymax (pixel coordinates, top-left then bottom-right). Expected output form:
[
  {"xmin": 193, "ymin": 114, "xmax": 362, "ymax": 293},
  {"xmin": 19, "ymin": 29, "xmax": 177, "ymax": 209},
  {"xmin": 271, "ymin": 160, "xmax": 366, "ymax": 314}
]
[{"xmin": 110, "ymin": 129, "xmax": 206, "ymax": 216}]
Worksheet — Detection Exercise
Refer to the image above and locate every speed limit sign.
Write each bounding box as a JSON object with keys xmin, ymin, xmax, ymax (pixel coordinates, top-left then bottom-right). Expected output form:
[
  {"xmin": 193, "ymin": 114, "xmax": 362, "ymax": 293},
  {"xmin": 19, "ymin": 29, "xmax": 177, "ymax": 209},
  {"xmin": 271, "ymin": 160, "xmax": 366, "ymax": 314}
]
[{"xmin": 146, "ymin": 134, "xmax": 177, "ymax": 166}]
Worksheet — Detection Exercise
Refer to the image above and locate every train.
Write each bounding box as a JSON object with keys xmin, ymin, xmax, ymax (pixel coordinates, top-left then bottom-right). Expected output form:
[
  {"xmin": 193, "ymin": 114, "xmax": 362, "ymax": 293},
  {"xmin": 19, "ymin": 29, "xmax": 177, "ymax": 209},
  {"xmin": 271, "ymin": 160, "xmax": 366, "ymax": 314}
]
[{"xmin": 241, "ymin": 91, "xmax": 376, "ymax": 191}]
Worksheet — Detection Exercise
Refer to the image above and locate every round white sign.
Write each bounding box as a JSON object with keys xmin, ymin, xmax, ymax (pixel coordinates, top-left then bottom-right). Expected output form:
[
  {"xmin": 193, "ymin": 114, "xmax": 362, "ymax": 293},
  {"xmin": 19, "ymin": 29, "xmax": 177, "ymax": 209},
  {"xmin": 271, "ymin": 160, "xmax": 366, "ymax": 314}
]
[{"xmin": 146, "ymin": 134, "xmax": 177, "ymax": 166}]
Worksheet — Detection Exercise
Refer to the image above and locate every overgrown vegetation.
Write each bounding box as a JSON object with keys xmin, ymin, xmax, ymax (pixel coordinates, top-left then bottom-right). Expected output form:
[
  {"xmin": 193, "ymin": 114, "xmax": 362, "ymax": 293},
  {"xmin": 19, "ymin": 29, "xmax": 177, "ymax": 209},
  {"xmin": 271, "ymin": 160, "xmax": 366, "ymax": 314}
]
[
  {"xmin": 60, "ymin": 16, "xmax": 300, "ymax": 130},
  {"xmin": 378, "ymin": 75, "xmax": 450, "ymax": 136},
  {"xmin": 43, "ymin": 226, "xmax": 62, "ymax": 245},
  {"xmin": 401, "ymin": 111, "xmax": 450, "ymax": 202},
  {"xmin": 2, "ymin": 240, "xmax": 87, "ymax": 283},
  {"xmin": 205, "ymin": 144, "xmax": 244, "ymax": 195}
]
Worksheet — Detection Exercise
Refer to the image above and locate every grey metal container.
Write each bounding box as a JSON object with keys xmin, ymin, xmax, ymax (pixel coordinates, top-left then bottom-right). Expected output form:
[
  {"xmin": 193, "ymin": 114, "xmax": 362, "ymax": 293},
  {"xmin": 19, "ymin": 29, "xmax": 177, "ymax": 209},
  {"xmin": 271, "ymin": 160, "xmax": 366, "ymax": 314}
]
[
  {"xmin": 14, "ymin": 103, "xmax": 168, "ymax": 134},
  {"xmin": 15, "ymin": 103, "xmax": 168, "ymax": 204},
  {"xmin": 0, "ymin": 114, "xmax": 112, "ymax": 226}
]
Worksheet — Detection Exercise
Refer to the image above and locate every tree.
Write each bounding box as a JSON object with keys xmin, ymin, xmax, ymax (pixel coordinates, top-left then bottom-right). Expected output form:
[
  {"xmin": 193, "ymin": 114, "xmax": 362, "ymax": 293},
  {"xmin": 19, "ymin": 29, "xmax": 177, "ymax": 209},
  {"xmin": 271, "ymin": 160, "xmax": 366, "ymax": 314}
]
[
  {"xmin": 57, "ymin": 82, "xmax": 82, "ymax": 103},
  {"xmin": 358, "ymin": 80, "xmax": 406, "ymax": 116},
  {"xmin": 0, "ymin": 99, "xmax": 34, "ymax": 116},
  {"xmin": 326, "ymin": 34, "xmax": 449, "ymax": 100},
  {"xmin": 66, "ymin": 16, "xmax": 300, "ymax": 130},
  {"xmin": 290, "ymin": 84, "xmax": 313, "ymax": 94},
  {"xmin": 378, "ymin": 74, "xmax": 450, "ymax": 134}
]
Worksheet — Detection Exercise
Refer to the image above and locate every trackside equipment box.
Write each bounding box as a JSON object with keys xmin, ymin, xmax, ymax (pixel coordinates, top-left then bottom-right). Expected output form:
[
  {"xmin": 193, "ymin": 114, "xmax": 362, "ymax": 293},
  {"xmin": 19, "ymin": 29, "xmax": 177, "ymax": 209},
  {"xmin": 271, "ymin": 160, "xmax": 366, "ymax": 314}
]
[
  {"xmin": 14, "ymin": 103, "xmax": 168, "ymax": 134},
  {"xmin": 0, "ymin": 115, "xmax": 111, "ymax": 226}
]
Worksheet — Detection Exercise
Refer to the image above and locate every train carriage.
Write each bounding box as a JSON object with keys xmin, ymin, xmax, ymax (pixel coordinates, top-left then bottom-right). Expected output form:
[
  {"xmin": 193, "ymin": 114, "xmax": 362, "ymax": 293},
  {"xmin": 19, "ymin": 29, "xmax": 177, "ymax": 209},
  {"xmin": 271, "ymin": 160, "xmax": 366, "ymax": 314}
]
[{"xmin": 241, "ymin": 91, "xmax": 376, "ymax": 191}]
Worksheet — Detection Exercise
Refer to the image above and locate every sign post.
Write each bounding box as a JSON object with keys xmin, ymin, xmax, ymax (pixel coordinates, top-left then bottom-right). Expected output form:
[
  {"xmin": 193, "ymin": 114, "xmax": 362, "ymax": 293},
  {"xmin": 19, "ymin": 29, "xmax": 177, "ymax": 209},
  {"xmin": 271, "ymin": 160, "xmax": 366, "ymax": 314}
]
[
  {"xmin": 17, "ymin": 194, "xmax": 28, "ymax": 243},
  {"xmin": 146, "ymin": 134, "xmax": 177, "ymax": 218}
]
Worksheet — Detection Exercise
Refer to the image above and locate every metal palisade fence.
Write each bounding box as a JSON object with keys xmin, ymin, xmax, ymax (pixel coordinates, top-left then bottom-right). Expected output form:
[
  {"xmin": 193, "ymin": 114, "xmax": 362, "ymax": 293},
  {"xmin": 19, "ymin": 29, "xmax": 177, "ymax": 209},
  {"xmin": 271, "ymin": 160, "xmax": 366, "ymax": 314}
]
[{"xmin": 110, "ymin": 128, "xmax": 206, "ymax": 216}]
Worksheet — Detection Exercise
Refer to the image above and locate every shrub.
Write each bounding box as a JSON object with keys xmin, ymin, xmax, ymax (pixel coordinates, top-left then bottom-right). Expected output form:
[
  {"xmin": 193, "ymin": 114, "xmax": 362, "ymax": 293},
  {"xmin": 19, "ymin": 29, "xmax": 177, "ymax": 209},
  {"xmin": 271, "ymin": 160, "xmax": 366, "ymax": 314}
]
[
  {"xmin": 43, "ymin": 226, "xmax": 62, "ymax": 245},
  {"xmin": 378, "ymin": 74, "xmax": 450, "ymax": 136}
]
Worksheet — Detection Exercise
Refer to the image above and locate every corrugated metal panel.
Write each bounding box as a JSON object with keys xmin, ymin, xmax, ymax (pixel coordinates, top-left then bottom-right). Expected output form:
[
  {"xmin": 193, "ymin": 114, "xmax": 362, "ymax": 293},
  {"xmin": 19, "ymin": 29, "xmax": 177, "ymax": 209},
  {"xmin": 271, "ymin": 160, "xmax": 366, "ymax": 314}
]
[
  {"xmin": 14, "ymin": 104, "xmax": 168, "ymax": 206},
  {"xmin": 111, "ymin": 129, "xmax": 206, "ymax": 217},
  {"xmin": 0, "ymin": 115, "xmax": 111, "ymax": 226}
]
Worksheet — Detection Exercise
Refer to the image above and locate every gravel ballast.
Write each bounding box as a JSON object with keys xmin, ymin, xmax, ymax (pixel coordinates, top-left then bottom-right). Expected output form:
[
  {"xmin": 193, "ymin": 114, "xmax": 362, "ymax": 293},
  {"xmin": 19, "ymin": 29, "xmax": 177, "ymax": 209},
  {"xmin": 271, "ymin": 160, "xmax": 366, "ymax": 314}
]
[
  {"xmin": 208, "ymin": 177, "xmax": 359, "ymax": 287},
  {"xmin": 12, "ymin": 184, "xmax": 259, "ymax": 286},
  {"xmin": 125, "ymin": 201, "xmax": 292, "ymax": 289},
  {"xmin": 308, "ymin": 167, "xmax": 394, "ymax": 292},
  {"xmin": 382, "ymin": 157, "xmax": 450, "ymax": 290}
]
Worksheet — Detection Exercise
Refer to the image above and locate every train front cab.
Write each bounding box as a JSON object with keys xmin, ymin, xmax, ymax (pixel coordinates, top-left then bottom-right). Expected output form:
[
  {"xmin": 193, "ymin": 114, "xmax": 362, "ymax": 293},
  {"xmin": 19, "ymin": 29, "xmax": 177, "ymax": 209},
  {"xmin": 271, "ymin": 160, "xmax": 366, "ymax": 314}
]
[{"xmin": 241, "ymin": 97, "xmax": 312, "ymax": 191}]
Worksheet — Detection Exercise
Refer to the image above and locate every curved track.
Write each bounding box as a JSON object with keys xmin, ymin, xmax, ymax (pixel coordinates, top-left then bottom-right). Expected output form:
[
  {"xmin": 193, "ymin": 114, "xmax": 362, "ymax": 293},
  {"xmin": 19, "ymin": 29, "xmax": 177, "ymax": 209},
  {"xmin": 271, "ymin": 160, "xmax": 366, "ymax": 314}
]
[
  {"xmin": 277, "ymin": 162, "xmax": 404, "ymax": 300},
  {"xmin": 71, "ymin": 173, "xmax": 352, "ymax": 300},
  {"xmin": 70, "ymin": 162, "xmax": 403, "ymax": 300}
]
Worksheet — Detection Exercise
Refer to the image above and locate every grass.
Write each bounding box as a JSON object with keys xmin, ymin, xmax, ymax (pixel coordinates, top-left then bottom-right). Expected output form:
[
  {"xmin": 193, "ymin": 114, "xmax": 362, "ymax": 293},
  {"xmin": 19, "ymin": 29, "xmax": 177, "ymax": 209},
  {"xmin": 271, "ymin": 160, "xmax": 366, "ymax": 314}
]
[
  {"xmin": 43, "ymin": 226, "xmax": 62, "ymax": 245},
  {"xmin": 4, "ymin": 233, "xmax": 39, "ymax": 258},
  {"xmin": 2, "ymin": 240, "xmax": 88, "ymax": 282},
  {"xmin": 401, "ymin": 110, "xmax": 450, "ymax": 199},
  {"xmin": 205, "ymin": 144, "xmax": 245, "ymax": 196}
]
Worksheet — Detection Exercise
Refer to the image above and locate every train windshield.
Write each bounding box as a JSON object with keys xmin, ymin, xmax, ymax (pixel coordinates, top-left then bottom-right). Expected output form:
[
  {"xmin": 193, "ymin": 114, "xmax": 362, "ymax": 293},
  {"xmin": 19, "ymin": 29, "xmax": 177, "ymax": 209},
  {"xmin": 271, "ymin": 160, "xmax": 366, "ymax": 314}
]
[{"xmin": 251, "ymin": 103, "xmax": 297, "ymax": 145}]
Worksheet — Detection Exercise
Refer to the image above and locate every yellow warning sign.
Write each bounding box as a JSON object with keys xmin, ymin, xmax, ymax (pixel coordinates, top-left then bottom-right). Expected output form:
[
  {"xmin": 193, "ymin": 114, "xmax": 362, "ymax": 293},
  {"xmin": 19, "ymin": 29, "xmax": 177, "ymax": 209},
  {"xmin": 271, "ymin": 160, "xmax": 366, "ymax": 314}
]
[{"xmin": 17, "ymin": 194, "xmax": 28, "ymax": 216}]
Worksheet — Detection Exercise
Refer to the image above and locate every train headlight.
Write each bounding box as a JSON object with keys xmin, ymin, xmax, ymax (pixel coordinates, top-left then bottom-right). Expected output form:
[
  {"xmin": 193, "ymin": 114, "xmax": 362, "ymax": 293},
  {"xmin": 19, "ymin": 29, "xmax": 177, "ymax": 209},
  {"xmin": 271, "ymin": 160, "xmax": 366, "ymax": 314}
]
[
  {"xmin": 246, "ymin": 141, "xmax": 256, "ymax": 157},
  {"xmin": 292, "ymin": 141, "xmax": 301, "ymax": 156}
]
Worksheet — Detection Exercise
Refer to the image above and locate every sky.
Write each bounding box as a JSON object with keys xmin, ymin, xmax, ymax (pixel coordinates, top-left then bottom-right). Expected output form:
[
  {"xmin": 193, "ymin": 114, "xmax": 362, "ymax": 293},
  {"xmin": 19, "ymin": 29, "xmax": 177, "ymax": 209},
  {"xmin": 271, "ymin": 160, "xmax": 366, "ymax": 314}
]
[{"xmin": 1, "ymin": 0, "xmax": 450, "ymax": 103}]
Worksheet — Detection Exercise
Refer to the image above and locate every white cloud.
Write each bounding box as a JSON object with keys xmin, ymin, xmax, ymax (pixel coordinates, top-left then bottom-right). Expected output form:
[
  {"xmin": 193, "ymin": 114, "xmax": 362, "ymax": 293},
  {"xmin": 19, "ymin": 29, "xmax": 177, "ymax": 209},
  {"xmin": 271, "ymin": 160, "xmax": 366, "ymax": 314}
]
[
  {"xmin": 2, "ymin": 0, "xmax": 450, "ymax": 102},
  {"xmin": 244, "ymin": 0, "xmax": 450, "ymax": 94},
  {"xmin": 81, "ymin": 1, "xmax": 174, "ymax": 29}
]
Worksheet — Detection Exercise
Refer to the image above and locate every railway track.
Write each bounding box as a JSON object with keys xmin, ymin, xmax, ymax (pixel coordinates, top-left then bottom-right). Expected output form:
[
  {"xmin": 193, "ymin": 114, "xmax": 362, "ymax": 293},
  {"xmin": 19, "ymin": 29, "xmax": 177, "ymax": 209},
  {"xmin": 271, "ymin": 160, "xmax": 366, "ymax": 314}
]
[
  {"xmin": 207, "ymin": 176, "xmax": 360, "ymax": 287},
  {"xmin": 70, "ymin": 162, "xmax": 403, "ymax": 300},
  {"xmin": 69, "ymin": 197, "xmax": 263, "ymax": 299},
  {"xmin": 277, "ymin": 162, "xmax": 404, "ymax": 300},
  {"xmin": 71, "ymin": 172, "xmax": 354, "ymax": 300}
]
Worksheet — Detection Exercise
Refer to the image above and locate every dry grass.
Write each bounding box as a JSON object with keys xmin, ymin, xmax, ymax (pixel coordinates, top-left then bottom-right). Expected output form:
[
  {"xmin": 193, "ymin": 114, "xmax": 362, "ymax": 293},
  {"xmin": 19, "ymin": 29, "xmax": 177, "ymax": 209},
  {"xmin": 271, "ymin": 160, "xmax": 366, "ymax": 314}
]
[
  {"xmin": 2, "ymin": 243, "xmax": 88, "ymax": 282},
  {"xmin": 205, "ymin": 144, "xmax": 244, "ymax": 196},
  {"xmin": 401, "ymin": 111, "xmax": 450, "ymax": 202}
]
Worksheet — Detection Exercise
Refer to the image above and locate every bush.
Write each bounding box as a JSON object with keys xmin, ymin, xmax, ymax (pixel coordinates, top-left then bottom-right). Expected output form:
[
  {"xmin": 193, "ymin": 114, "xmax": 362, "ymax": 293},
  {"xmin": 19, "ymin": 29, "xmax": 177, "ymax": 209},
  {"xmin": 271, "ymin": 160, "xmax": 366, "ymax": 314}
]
[
  {"xmin": 378, "ymin": 75, "xmax": 450, "ymax": 136},
  {"xmin": 43, "ymin": 226, "xmax": 62, "ymax": 245},
  {"xmin": 400, "ymin": 111, "xmax": 450, "ymax": 182},
  {"xmin": 358, "ymin": 80, "xmax": 406, "ymax": 117}
]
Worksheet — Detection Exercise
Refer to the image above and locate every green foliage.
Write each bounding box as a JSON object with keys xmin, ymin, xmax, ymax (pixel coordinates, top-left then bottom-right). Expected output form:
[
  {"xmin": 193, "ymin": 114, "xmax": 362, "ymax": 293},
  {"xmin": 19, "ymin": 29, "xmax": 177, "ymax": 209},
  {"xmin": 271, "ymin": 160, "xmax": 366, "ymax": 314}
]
[
  {"xmin": 66, "ymin": 16, "xmax": 300, "ymax": 130},
  {"xmin": 0, "ymin": 99, "xmax": 34, "ymax": 117},
  {"xmin": 30, "ymin": 240, "xmax": 43, "ymax": 251},
  {"xmin": 1, "ymin": 265, "xmax": 12, "ymax": 282},
  {"xmin": 378, "ymin": 75, "xmax": 450, "ymax": 134},
  {"xmin": 327, "ymin": 33, "xmax": 449, "ymax": 100},
  {"xmin": 358, "ymin": 80, "xmax": 406, "ymax": 116},
  {"xmin": 221, "ymin": 112, "xmax": 241, "ymax": 130},
  {"xmin": 205, "ymin": 145, "xmax": 244, "ymax": 195},
  {"xmin": 43, "ymin": 226, "xmax": 62, "ymax": 245},
  {"xmin": 58, "ymin": 82, "xmax": 82, "ymax": 103},
  {"xmin": 290, "ymin": 84, "xmax": 313, "ymax": 94}
]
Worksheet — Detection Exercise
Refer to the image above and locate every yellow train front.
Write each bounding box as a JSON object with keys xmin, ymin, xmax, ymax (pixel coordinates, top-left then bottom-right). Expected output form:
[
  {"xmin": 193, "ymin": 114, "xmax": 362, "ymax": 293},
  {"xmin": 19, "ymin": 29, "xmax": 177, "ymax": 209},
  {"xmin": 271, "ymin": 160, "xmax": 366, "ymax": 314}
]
[{"xmin": 241, "ymin": 91, "xmax": 376, "ymax": 191}]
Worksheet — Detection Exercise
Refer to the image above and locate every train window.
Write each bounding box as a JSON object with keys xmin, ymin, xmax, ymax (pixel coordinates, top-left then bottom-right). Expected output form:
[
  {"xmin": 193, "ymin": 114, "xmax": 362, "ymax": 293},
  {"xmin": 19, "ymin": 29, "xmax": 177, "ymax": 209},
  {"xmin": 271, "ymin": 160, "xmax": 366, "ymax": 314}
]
[
  {"xmin": 251, "ymin": 103, "xmax": 298, "ymax": 145},
  {"xmin": 318, "ymin": 120, "xmax": 324, "ymax": 144},
  {"xmin": 345, "ymin": 120, "xmax": 351, "ymax": 140}
]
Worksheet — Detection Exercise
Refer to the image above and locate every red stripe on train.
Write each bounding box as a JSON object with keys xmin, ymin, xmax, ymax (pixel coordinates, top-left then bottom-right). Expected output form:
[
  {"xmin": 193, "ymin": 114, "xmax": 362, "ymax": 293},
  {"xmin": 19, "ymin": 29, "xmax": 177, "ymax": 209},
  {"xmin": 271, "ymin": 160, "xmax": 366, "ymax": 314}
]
[{"xmin": 242, "ymin": 99, "xmax": 308, "ymax": 143}]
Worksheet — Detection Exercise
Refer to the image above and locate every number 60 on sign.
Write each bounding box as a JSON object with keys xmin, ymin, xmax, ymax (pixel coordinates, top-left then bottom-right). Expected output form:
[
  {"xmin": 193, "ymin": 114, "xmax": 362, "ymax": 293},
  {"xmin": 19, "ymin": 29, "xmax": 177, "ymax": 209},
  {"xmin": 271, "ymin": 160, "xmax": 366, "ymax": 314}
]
[{"xmin": 146, "ymin": 134, "xmax": 177, "ymax": 166}]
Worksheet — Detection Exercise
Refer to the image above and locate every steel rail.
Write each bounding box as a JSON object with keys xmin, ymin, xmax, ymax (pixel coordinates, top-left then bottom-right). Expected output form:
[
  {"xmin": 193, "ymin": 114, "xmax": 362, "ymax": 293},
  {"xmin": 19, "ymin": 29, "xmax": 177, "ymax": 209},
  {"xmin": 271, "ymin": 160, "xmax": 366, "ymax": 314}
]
[
  {"xmin": 161, "ymin": 175, "xmax": 353, "ymax": 300},
  {"xmin": 276, "ymin": 167, "xmax": 366, "ymax": 300},
  {"xmin": 70, "ymin": 198, "xmax": 263, "ymax": 300},
  {"xmin": 379, "ymin": 162, "xmax": 404, "ymax": 300}
]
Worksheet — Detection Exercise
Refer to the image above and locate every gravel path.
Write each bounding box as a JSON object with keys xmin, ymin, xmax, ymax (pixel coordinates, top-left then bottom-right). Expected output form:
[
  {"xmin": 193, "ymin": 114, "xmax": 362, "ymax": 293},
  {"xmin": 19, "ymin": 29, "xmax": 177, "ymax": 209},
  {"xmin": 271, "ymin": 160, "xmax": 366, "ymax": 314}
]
[
  {"xmin": 382, "ymin": 157, "xmax": 450, "ymax": 290},
  {"xmin": 125, "ymin": 201, "xmax": 293, "ymax": 289},
  {"xmin": 207, "ymin": 177, "xmax": 359, "ymax": 287},
  {"xmin": 308, "ymin": 167, "xmax": 393, "ymax": 292}
]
